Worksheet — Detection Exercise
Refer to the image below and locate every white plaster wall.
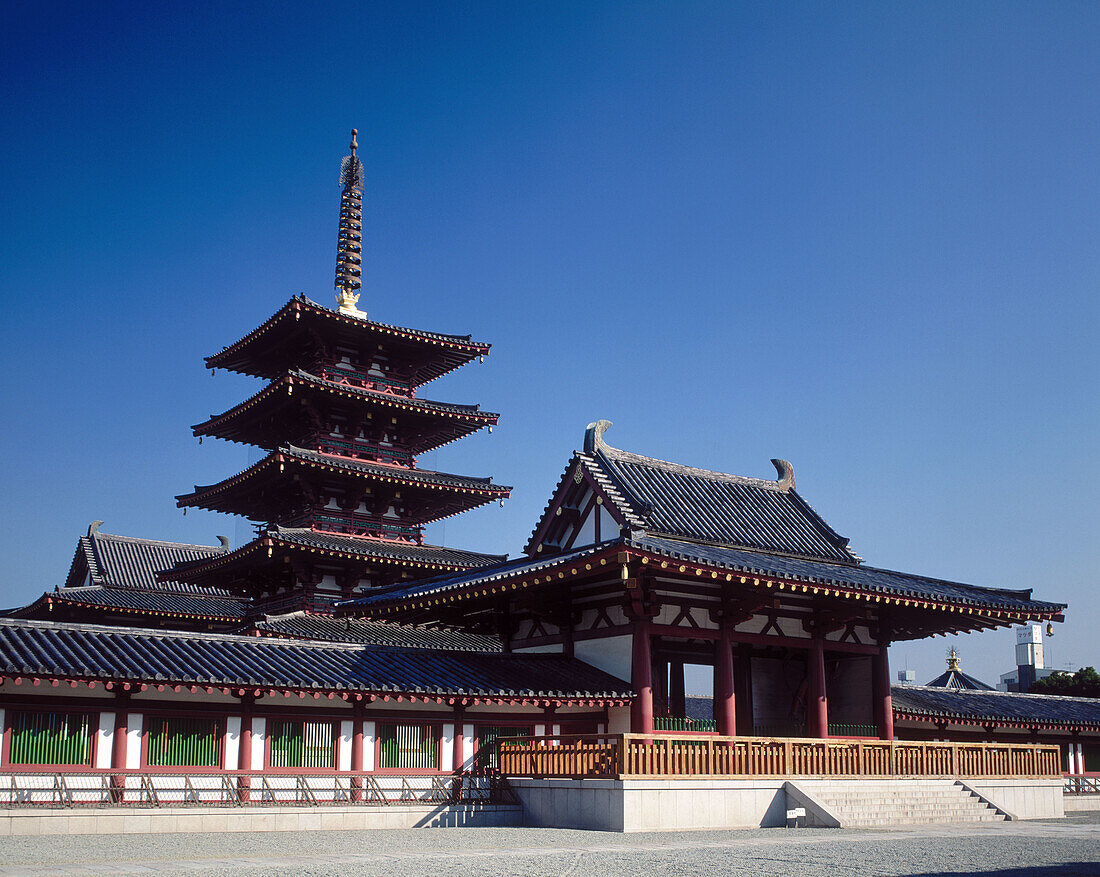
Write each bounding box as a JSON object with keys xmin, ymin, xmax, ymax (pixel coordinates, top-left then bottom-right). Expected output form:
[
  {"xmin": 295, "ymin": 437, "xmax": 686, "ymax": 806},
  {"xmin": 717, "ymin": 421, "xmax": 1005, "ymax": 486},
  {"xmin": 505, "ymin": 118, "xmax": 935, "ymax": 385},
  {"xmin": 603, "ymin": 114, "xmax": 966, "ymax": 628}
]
[
  {"xmin": 95, "ymin": 712, "xmax": 114, "ymax": 769},
  {"xmin": 607, "ymin": 705, "xmax": 631, "ymax": 735},
  {"xmin": 462, "ymin": 724, "xmax": 475, "ymax": 769},
  {"xmin": 338, "ymin": 721, "xmax": 353, "ymax": 771},
  {"xmin": 599, "ymin": 505, "xmax": 618, "ymax": 539},
  {"xmin": 573, "ymin": 508, "xmax": 596, "ymax": 547},
  {"xmin": 362, "ymin": 721, "xmax": 375, "ymax": 772},
  {"xmin": 574, "ymin": 635, "xmax": 632, "ymax": 683},
  {"xmin": 441, "ymin": 723, "xmax": 455, "ymax": 772},
  {"xmin": 224, "ymin": 716, "xmax": 241, "ymax": 770},
  {"xmin": 125, "ymin": 713, "xmax": 142, "ymax": 769},
  {"xmin": 250, "ymin": 718, "xmax": 266, "ymax": 771}
]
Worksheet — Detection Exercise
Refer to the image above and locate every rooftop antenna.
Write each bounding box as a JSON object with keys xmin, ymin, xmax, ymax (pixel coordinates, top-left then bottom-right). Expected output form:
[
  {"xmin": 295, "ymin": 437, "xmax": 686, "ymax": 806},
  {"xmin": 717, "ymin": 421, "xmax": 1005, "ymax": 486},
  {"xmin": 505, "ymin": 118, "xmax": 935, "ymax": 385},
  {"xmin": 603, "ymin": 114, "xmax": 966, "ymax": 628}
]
[{"xmin": 335, "ymin": 129, "xmax": 366, "ymax": 318}]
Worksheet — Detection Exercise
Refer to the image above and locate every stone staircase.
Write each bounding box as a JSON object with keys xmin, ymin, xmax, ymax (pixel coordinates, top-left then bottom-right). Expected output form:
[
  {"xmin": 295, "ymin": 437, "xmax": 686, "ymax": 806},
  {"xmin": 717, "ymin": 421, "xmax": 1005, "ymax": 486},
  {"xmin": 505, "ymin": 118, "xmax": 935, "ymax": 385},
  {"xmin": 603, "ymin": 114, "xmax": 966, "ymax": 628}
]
[{"xmin": 790, "ymin": 779, "xmax": 1007, "ymax": 828}]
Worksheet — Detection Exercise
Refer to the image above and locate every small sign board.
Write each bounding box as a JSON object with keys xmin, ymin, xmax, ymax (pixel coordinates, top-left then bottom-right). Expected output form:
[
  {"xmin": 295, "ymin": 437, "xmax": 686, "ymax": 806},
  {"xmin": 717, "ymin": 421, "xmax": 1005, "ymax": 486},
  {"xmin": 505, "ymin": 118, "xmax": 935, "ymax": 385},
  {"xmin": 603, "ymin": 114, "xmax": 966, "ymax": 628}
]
[{"xmin": 786, "ymin": 808, "xmax": 806, "ymax": 819}]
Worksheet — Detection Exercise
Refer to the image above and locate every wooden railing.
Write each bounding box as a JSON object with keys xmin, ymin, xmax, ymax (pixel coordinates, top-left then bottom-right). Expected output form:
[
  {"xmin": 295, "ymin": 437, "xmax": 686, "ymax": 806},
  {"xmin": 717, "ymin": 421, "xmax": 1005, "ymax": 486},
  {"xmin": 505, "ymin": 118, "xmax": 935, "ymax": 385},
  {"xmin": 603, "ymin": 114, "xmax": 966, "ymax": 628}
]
[{"xmin": 497, "ymin": 734, "xmax": 1062, "ymax": 780}]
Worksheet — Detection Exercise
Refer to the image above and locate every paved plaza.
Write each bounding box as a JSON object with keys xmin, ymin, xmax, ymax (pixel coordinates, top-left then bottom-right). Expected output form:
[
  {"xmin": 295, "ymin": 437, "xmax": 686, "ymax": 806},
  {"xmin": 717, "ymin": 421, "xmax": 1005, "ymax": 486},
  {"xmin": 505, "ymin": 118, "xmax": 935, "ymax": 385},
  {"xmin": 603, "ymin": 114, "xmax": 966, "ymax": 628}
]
[{"xmin": 1, "ymin": 813, "xmax": 1099, "ymax": 877}]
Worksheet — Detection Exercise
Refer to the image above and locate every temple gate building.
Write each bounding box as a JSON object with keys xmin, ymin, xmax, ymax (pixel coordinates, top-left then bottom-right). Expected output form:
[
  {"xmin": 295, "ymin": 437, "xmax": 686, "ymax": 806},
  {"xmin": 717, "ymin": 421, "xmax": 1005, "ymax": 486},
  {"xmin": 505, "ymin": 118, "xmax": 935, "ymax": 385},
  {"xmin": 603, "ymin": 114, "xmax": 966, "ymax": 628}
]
[{"xmin": 0, "ymin": 132, "xmax": 1092, "ymax": 831}]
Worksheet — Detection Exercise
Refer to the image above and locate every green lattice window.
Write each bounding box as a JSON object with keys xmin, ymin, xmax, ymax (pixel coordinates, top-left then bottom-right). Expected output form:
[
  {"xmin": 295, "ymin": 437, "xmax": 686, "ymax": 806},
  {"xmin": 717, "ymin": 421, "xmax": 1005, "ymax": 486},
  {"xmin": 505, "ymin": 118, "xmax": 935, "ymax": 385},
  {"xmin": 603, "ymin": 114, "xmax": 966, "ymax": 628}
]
[
  {"xmin": 378, "ymin": 723, "xmax": 439, "ymax": 769},
  {"xmin": 146, "ymin": 716, "xmax": 223, "ymax": 767},
  {"xmin": 269, "ymin": 719, "xmax": 335, "ymax": 768},
  {"xmin": 9, "ymin": 711, "xmax": 94, "ymax": 766}
]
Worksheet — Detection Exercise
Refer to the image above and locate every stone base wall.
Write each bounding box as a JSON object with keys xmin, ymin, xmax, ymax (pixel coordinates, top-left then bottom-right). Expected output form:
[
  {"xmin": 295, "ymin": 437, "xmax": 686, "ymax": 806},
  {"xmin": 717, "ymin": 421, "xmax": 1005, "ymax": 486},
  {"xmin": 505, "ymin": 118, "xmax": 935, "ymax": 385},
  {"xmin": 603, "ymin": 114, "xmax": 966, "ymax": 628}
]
[
  {"xmin": 0, "ymin": 804, "xmax": 523, "ymax": 836},
  {"xmin": 961, "ymin": 778, "xmax": 1065, "ymax": 819},
  {"xmin": 511, "ymin": 778, "xmax": 789, "ymax": 832},
  {"xmin": 510, "ymin": 777, "xmax": 1065, "ymax": 832}
]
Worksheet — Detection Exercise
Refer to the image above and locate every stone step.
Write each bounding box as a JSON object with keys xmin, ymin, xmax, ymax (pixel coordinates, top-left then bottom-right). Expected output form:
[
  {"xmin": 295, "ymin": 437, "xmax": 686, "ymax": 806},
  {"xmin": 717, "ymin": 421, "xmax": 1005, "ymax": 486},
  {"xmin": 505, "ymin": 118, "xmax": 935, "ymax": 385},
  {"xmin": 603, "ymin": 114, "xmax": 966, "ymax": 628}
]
[{"xmin": 848, "ymin": 812, "xmax": 1005, "ymax": 823}]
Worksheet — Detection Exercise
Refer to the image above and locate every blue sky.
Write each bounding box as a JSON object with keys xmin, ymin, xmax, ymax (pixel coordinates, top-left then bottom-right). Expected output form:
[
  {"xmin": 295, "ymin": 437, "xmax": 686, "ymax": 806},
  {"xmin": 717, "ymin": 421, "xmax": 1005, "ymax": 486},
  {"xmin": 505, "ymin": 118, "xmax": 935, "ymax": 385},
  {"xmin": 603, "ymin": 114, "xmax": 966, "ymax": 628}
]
[{"xmin": 1, "ymin": 1, "xmax": 1096, "ymax": 688}]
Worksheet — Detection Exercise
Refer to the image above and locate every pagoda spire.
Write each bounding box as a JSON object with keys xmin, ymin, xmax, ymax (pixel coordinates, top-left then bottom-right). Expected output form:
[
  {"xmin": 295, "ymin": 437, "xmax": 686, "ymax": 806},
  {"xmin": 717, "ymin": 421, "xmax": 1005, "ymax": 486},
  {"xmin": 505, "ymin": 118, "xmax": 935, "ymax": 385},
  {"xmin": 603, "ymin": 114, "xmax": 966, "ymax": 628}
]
[
  {"xmin": 947, "ymin": 647, "xmax": 960, "ymax": 671},
  {"xmin": 335, "ymin": 129, "xmax": 366, "ymax": 318}
]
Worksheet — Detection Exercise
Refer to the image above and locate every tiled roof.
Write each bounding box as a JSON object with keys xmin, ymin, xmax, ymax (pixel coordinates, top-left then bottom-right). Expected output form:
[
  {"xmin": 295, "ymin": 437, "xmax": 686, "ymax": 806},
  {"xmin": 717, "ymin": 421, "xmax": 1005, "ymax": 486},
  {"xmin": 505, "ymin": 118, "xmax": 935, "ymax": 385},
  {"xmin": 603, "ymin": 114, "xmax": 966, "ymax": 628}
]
[
  {"xmin": 191, "ymin": 371, "xmax": 498, "ymax": 453},
  {"xmin": 272, "ymin": 527, "xmax": 507, "ymax": 568},
  {"xmin": 342, "ymin": 533, "xmax": 1063, "ymax": 621},
  {"xmin": 0, "ymin": 618, "xmax": 630, "ymax": 700},
  {"xmin": 64, "ymin": 528, "xmax": 232, "ymax": 596},
  {"xmin": 162, "ymin": 528, "xmax": 507, "ymax": 585},
  {"xmin": 574, "ymin": 423, "xmax": 857, "ymax": 563},
  {"xmin": 340, "ymin": 544, "xmax": 608, "ymax": 609},
  {"xmin": 179, "ymin": 445, "xmax": 510, "ymax": 508},
  {"xmin": 891, "ymin": 684, "xmax": 1100, "ymax": 729},
  {"xmin": 251, "ymin": 612, "xmax": 501, "ymax": 651},
  {"xmin": 629, "ymin": 534, "xmax": 1063, "ymax": 614},
  {"xmin": 205, "ymin": 296, "xmax": 490, "ymax": 387},
  {"xmin": 924, "ymin": 668, "xmax": 995, "ymax": 691},
  {"xmin": 26, "ymin": 586, "xmax": 249, "ymax": 621}
]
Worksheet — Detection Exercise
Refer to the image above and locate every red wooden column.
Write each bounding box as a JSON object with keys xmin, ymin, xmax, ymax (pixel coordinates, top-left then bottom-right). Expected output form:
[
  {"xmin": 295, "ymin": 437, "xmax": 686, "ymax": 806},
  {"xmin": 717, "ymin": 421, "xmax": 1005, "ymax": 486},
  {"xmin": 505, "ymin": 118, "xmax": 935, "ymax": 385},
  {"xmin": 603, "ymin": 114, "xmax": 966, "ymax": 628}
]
[
  {"xmin": 734, "ymin": 645, "xmax": 754, "ymax": 736},
  {"xmin": 350, "ymin": 703, "xmax": 364, "ymax": 802},
  {"xmin": 452, "ymin": 708, "xmax": 464, "ymax": 772},
  {"xmin": 872, "ymin": 644, "xmax": 894, "ymax": 740},
  {"xmin": 110, "ymin": 694, "xmax": 129, "ymax": 803},
  {"xmin": 714, "ymin": 627, "xmax": 736, "ymax": 737},
  {"xmin": 808, "ymin": 637, "xmax": 829, "ymax": 738},
  {"xmin": 630, "ymin": 618, "xmax": 654, "ymax": 734},
  {"xmin": 237, "ymin": 696, "xmax": 253, "ymax": 802}
]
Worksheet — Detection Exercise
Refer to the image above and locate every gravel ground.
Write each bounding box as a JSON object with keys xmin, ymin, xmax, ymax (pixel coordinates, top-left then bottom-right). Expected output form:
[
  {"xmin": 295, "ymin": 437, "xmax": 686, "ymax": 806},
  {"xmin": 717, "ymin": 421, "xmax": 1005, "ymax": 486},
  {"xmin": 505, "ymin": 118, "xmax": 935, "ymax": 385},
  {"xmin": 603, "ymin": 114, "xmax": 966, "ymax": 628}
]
[{"xmin": 1, "ymin": 813, "xmax": 1099, "ymax": 876}]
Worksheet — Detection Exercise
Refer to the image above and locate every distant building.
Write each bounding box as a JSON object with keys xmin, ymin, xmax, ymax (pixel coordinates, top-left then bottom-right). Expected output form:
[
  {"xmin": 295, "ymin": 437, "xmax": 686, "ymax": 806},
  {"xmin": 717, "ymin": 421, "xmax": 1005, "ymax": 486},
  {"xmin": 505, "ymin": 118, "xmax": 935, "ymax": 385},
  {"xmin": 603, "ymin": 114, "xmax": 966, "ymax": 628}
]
[{"xmin": 999, "ymin": 624, "xmax": 1060, "ymax": 692}]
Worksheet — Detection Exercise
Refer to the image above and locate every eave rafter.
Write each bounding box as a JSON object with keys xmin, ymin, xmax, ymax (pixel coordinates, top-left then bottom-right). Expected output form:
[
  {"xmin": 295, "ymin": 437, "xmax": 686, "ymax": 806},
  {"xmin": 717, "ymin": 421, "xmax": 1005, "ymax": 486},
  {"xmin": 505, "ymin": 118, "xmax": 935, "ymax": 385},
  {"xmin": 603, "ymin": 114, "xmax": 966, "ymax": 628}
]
[
  {"xmin": 0, "ymin": 674, "xmax": 627, "ymax": 710},
  {"xmin": 350, "ymin": 544, "xmax": 1064, "ymax": 641}
]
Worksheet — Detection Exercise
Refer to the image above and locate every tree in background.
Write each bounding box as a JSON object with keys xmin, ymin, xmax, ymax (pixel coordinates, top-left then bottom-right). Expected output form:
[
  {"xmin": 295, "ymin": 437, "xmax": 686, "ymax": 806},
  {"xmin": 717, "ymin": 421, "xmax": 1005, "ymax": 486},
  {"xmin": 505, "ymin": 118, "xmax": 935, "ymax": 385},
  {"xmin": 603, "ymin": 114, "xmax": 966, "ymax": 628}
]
[{"xmin": 1029, "ymin": 667, "xmax": 1100, "ymax": 698}]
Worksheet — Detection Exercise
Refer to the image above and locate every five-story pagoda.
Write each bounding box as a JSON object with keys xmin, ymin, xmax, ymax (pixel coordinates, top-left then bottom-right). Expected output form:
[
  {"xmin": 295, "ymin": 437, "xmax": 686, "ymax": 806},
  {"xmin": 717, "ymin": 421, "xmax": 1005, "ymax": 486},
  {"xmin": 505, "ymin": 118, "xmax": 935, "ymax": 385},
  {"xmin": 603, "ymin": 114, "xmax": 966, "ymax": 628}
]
[{"xmin": 164, "ymin": 131, "xmax": 510, "ymax": 610}]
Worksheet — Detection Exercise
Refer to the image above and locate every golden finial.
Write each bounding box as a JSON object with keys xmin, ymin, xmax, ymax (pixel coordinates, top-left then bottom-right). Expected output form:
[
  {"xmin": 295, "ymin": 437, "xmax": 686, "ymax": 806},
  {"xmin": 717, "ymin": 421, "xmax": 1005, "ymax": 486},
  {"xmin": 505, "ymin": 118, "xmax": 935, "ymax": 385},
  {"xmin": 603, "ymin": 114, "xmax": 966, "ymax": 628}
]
[{"xmin": 947, "ymin": 647, "xmax": 960, "ymax": 672}]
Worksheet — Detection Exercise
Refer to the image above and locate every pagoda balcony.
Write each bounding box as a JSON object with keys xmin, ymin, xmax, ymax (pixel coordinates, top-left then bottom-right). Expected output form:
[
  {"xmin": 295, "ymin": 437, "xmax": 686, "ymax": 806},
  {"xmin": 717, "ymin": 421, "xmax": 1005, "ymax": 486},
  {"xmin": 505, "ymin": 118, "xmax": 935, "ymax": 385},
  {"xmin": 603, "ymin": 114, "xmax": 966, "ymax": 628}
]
[
  {"xmin": 309, "ymin": 433, "xmax": 414, "ymax": 467},
  {"xmin": 313, "ymin": 359, "xmax": 414, "ymax": 398},
  {"xmin": 283, "ymin": 508, "xmax": 425, "ymax": 544}
]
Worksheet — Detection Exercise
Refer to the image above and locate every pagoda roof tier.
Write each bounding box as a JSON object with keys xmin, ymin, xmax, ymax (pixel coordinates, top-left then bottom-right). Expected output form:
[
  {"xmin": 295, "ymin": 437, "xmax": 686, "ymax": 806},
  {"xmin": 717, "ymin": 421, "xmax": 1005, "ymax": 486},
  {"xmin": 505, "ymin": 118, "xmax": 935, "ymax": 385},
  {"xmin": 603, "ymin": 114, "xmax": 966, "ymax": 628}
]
[
  {"xmin": 176, "ymin": 445, "xmax": 510, "ymax": 523},
  {"xmin": 192, "ymin": 370, "xmax": 499, "ymax": 454},
  {"xmin": 205, "ymin": 296, "xmax": 491, "ymax": 388},
  {"xmin": 159, "ymin": 526, "xmax": 507, "ymax": 591}
]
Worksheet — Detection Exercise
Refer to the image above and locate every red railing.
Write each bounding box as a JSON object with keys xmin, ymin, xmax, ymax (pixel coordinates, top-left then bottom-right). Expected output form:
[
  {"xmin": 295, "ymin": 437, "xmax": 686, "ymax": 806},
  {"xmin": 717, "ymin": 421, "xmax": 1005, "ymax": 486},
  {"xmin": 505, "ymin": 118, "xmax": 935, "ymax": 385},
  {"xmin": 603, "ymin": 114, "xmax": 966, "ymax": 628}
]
[
  {"xmin": 497, "ymin": 734, "xmax": 1062, "ymax": 780},
  {"xmin": 284, "ymin": 508, "xmax": 423, "ymax": 543},
  {"xmin": 314, "ymin": 361, "xmax": 413, "ymax": 398},
  {"xmin": 0, "ymin": 770, "xmax": 514, "ymax": 808},
  {"xmin": 308, "ymin": 433, "xmax": 414, "ymax": 467}
]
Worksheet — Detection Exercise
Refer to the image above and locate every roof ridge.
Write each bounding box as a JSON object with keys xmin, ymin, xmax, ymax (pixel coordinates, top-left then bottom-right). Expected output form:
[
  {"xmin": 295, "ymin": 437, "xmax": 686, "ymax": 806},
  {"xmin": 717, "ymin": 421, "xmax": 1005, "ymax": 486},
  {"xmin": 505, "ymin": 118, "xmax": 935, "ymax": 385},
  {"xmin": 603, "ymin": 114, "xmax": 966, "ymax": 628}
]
[
  {"xmin": 898, "ymin": 682, "xmax": 1100, "ymax": 704},
  {"xmin": 86, "ymin": 530, "xmax": 225, "ymax": 553},
  {"xmin": 597, "ymin": 445, "xmax": 789, "ymax": 491}
]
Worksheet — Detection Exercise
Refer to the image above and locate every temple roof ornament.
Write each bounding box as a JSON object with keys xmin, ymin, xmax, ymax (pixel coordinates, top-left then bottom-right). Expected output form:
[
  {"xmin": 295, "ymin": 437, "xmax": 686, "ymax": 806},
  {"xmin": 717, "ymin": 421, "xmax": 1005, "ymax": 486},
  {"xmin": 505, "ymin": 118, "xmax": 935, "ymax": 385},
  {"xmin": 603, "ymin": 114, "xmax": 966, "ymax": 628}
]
[{"xmin": 335, "ymin": 129, "xmax": 366, "ymax": 318}]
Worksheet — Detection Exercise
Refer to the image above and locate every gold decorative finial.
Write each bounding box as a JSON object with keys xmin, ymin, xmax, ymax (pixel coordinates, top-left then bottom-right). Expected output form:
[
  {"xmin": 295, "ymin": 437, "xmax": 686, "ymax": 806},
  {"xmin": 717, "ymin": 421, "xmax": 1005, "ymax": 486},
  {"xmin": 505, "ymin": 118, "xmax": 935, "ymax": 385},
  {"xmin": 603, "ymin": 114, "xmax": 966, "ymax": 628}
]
[
  {"xmin": 947, "ymin": 647, "xmax": 960, "ymax": 672},
  {"xmin": 335, "ymin": 129, "xmax": 366, "ymax": 318}
]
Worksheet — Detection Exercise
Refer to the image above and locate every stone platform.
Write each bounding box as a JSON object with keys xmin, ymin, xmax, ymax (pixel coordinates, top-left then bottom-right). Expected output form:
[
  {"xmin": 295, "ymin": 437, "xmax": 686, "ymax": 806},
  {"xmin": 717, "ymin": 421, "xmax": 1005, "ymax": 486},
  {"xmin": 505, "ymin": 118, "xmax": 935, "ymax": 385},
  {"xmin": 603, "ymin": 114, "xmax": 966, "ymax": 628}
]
[{"xmin": 0, "ymin": 803, "xmax": 523, "ymax": 836}]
